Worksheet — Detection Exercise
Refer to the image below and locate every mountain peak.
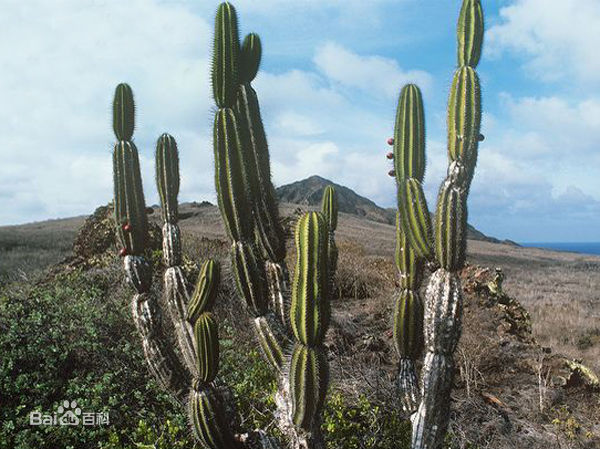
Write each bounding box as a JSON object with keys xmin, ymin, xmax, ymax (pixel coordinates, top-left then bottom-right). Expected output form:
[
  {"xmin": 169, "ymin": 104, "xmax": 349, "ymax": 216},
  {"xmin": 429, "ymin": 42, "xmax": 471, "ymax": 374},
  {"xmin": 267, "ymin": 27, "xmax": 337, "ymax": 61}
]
[
  {"xmin": 276, "ymin": 175, "xmax": 509, "ymax": 244},
  {"xmin": 276, "ymin": 175, "xmax": 393, "ymax": 224}
]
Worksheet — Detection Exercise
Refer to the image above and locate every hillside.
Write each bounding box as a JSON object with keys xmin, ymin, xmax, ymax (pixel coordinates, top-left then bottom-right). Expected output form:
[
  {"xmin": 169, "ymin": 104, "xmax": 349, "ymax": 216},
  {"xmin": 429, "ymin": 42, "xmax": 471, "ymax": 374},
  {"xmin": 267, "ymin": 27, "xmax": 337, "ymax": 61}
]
[
  {"xmin": 1, "ymin": 203, "xmax": 599, "ymax": 448},
  {"xmin": 276, "ymin": 175, "xmax": 511, "ymax": 244},
  {"xmin": 1, "ymin": 183, "xmax": 599, "ymax": 448}
]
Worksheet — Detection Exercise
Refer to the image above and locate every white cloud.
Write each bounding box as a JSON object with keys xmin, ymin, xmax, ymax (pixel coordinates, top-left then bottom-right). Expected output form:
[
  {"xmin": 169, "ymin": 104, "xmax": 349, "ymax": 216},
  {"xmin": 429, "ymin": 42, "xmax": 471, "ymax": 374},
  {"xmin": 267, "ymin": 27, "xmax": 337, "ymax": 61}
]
[
  {"xmin": 486, "ymin": 0, "xmax": 600, "ymax": 82},
  {"xmin": 314, "ymin": 42, "xmax": 432, "ymax": 98},
  {"xmin": 0, "ymin": 0, "xmax": 213, "ymax": 224}
]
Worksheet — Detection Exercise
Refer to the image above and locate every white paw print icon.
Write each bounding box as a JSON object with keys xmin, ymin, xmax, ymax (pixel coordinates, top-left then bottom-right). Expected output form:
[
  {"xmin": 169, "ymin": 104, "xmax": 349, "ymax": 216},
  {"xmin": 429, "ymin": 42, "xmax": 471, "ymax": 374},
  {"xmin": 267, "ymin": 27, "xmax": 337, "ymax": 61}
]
[{"xmin": 57, "ymin": 400, "xmax": 81, "ymax": 426}]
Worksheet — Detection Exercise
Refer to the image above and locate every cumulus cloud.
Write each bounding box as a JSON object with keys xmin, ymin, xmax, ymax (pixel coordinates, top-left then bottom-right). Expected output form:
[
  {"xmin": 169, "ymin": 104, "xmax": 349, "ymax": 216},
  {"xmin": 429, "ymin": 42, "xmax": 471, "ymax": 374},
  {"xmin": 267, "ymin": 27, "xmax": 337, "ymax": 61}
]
[
  {"xmin": 0, "ymin": 0, "xmax": 213, "ymax": 224},
  {"xmin": 463, "ymin": 92, "xmax": 600, "ymax": 240},
  {"xmin": 487, "ymin": 0, "xmax": 600, "ymax": 82},
  {"xmin": 314, "ymin": 42, "xmax": 432, "ymax": 98},
  {"xmin": 2, "ymin": 0, "xmax": 599, "ymax": 243}
]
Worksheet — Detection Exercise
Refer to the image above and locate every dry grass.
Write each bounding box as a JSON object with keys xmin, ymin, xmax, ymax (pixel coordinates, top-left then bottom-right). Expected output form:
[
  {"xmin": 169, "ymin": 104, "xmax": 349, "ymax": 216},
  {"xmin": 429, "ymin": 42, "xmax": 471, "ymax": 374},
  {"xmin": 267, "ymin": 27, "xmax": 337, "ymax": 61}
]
[
  {"xmin": 2, "ymin": 201, "xmax": 600, "ymax": 447},
  {"xmin": 2, "ymin": 202, "xmax": 598, "ymax": 372},
  {"xmin": 467, "ymin": 240, "xmax": 600, "ymax": 373},
  {"xmin": 0, "ymin": 216, "xmax": 85, "ymax": 283}
]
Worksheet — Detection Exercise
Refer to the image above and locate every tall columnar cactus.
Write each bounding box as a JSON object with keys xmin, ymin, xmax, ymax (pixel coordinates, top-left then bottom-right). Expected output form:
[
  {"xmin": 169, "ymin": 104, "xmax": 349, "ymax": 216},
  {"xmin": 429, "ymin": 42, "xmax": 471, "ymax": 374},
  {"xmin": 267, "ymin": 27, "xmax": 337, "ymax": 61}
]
[
  {"xmin": 187, "ymin": 261, "xmax": 237, "ymax": 449},
  {"xmin": 234, "ymin": 31, "xmax": 288, "ymax": 327},
  {"xmin": 390, "ymin": 84, "xmax": 427, "ymax": 415},
  {"xmin": 112, "ymin": 84, "xmax": 189, "ymax": 401},
  {"xmin": 211, "ymin": 3, "xmax": 330, "ymax": 448},
  {"xmin": 289, "ymin": 212, "xmax": 330, "ymax": 434},
  {"xmin": 321, "ymin": 185, "xmax": 339, "ymax": 287},
  {"xmin": 112, "ymin": 87, "xmax": 241, "ymax": 448},
  {"xmin": 390, "ymin": 1, "xmax": 485, "ymax": 448}
]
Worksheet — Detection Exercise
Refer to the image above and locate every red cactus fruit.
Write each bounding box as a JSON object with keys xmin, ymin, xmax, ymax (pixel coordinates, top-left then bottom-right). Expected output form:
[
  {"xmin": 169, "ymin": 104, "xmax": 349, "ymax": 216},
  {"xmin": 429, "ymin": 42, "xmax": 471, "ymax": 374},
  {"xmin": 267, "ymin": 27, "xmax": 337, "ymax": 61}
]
[
  {"xmin": 387, "ymin": 137, "xmax": 394, "ymax": 146},
  {"xmin": 388, "ymin": 169, "xmax": 396, "ymax": 177},
  {"xmin": 122, "ymin": 223, "xmax": 132, "ymax": 232},
  {"xmin": 118, "ymin": 248, "xmax": 127, "ymax": 257},
  {"xmin": 386, "ymin": 152, "xmax": 394, "ymax": 160}
]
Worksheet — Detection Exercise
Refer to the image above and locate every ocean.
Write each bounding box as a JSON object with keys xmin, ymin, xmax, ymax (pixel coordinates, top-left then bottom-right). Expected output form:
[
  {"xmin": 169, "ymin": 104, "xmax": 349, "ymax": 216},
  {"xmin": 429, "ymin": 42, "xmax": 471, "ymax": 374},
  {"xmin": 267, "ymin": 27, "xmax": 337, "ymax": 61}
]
[{"xmin": 520, "ymin": 242, "xmax": 600, "ymax": 256}]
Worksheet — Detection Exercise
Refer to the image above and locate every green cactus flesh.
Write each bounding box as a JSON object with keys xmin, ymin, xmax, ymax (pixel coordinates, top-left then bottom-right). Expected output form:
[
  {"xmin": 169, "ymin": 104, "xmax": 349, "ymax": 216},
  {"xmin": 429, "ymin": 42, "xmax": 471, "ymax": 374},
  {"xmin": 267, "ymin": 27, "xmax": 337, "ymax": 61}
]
[
  {"xmin": 240, "ymin": 32, "xmax": 262, "ymax": 83},
  {"xmin": 235, "ymin": 83, "xmax": 285, "ymax": 262},
  {"xmin": 290, "ymin": 212, "xmax": 330, "ymax": 347},
  {"xmin": 253, "ymin": 316, "xmax": 284, "ymax": 371},
  {"xmin": 231, "ymin": 241, "xmax": 268, "ymax": 316},
  {"xmin": 113, "ymin": 141, "xmax": 149, "ymax": 256},
  {"xmin": 189, "ymin": 386, "xmax": 235, "ymax": 449},
  {"xmin": 447, "ymin": 66, "xmax": 481, "ymax": 175},
  {"xmin": 395, "ymin": 212, "xmax": 424, "ymax": 290},
  {"xmin": 321, "ymin": 185, "xmax": 338, "ymax": 232},
  {"xmin": 289, "ymin": 344, "xmax": 328, "ymax": 431},
  {"xmin": 393, "ymin": 289, "xmax": 424, "ymax": 359},
  {"xmin": 188, "ymin": 260, "xmax": 220, "ymax": 323},
  {"xmin": 457, "ymin": 0, "xmax": 484, "ymax": 68},
  {"xmin": 393, "ymin": 84, "xmax": 426, "ymax": 183},
  {"xmin": 434, "ymin": 181, "xmax": 468, "ymax": 271},
  {"xmin": 156, "ymin": 133, "xmax": 180, "ymax": 224},
  {"xmin": 112, "ymin": 83, "xmax": 135, "ymax": 141},
  {"xmin": 212, "ymin": 2, "xmax": 240, "ymax": 108},
  {"xmin": 397, "ymin": 178, "xmax": 433, "ymax": 260},
  {"xmin": 214, "ymin": 107, "xmax": 254, "ymax": 242},
  {"xmin": 193, "ymin": 312, "xmax": 220, "ymax": 384}
]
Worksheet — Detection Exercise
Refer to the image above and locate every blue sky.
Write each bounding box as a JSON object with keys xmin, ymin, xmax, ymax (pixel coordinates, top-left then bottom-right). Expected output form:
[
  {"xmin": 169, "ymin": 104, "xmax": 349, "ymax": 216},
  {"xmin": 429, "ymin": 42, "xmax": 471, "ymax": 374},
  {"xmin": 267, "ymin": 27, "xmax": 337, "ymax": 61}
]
[{"xmin": 1, "ymin": 0, "xmax": 599, "ymax": 242}]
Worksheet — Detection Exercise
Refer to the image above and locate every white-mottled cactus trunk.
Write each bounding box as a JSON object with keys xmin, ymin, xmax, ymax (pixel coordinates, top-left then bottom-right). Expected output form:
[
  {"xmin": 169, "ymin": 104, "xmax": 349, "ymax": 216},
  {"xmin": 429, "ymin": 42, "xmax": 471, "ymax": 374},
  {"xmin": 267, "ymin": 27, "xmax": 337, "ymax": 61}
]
[{"xmin": 411, "ymin": 269, "xmax": 463, "ymax": 449}]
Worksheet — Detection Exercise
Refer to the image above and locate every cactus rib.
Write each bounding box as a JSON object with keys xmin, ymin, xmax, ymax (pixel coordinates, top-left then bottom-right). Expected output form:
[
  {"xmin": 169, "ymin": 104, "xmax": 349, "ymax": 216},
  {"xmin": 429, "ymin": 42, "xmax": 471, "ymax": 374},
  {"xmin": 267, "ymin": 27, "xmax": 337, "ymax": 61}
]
[
  {"xmin": 394, "ymin": 84, "xmax": 426, "ymax": 183},
  {"xmin": 290, "ymin": 212, "xmax": 330, "ymax": 347}
]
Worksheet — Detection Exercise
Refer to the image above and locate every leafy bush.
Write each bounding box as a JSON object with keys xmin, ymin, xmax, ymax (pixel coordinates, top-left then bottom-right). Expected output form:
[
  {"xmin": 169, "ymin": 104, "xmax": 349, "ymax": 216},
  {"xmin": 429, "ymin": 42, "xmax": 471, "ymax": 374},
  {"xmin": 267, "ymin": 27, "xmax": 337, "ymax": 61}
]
[
  {"xmin": 323, "ymin": 392, "xmax": 411, "ymax": 449},
  {"xmin": 0, "ymin": 268, "xmax": 193, "ymax": 449}
]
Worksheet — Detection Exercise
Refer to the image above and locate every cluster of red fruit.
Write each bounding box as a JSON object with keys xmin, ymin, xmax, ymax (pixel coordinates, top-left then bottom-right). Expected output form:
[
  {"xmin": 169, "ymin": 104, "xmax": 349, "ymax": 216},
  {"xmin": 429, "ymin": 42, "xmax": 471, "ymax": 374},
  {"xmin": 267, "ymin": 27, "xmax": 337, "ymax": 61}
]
[
  {"xmin": 386, "ymin": 137, "xmax": 395, "ymax": 177},
  {"xmin": 118, "ymin": 222, "xmax": 132, "ymax": 257}
]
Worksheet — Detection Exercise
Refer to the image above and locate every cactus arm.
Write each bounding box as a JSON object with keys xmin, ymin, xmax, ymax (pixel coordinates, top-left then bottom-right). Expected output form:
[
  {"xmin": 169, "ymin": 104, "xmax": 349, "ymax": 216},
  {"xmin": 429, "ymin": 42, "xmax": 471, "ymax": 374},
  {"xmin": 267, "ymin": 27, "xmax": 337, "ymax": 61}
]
[
  {"xmin": 394, "ymin": 84, "xmax": 426, "ymax": 183},
  {"xmin": 186, "ymin": 260, "xmax": 238, "ymax": 449},
  {"xmin": 111, "ymin": 84, "xmax": 190, "ymax": 403},
  {"xmin": 457, "ymin": 0, "xmax": 484, "ymax": 68},
  {"xmin": 154, "ymin": 133, "xmax": 200, "ymax": 375},
  {"xmin": 392, "ymin": 208, "xmax": 425, "ymax": 413},
  {"xmin": 393, "ymin": 85, "xmax": 433, "ymax": 262},
  {"xmin": 411, "ymin": 1, "xmax": 485, "ymax": 447},
  {"xmin": 212, "ymin": 2, "xmax": 240, "ymax": 109},
  {"xmin": 320, "ymin": 186, "xmax": 338, "ymax": 288},
  {"xmin": 235, "ymin": 33, "xmax": 289, "ymax": 329},
  {"xmin": 113, "ymin": 83, "xmax": 135, "ymax": 141},
  {"xmin": 287, "ymin": 212, "xmax": 330, "ymax": 448}
]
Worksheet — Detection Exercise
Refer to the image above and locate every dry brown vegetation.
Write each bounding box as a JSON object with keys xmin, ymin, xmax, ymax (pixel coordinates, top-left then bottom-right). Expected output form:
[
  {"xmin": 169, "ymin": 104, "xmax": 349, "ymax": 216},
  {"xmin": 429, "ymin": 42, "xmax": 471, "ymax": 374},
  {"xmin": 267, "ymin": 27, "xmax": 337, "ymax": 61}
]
[{"xmin": 1, "ymin": 202, "xmax": 599, "ymax": 447}]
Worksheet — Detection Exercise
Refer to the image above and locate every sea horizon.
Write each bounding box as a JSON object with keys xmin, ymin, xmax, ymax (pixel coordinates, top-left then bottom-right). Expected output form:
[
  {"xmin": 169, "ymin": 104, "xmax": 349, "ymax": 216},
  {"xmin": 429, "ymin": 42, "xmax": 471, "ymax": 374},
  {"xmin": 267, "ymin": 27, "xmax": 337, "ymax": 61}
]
[{"xmin": 520, "ymin": 242, "xmax": 600, "ymax": 256}]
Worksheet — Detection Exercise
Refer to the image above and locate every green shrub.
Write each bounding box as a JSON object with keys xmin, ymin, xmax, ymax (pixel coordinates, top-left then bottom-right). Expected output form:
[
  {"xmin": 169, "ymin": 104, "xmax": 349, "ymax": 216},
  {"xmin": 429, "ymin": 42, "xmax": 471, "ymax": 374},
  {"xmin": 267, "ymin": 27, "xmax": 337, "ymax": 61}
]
[
  {"xmin": 323, "ymin": 392, "xmax": 411, "ymax": 449},
  {"xmin": 0, "ymin": 268, "xmax": 193, "ymax": 449}
]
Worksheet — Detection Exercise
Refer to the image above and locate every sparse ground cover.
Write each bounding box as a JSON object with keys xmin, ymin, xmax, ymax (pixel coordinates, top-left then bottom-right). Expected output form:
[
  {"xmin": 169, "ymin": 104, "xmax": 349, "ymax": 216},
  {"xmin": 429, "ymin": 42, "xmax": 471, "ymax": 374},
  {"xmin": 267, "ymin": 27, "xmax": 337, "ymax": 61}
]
[{"xmin": 0, "ymin": 203, "xmax": 598, "ymax": 448}]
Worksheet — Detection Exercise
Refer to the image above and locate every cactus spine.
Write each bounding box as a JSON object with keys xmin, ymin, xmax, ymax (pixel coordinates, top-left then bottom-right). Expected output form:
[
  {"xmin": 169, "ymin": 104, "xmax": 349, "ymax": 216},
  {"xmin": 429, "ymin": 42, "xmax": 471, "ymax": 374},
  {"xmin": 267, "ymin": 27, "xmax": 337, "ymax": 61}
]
[{"xmin": 389, "ymin": 1, "xmax": 485, "ymax": 448}]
